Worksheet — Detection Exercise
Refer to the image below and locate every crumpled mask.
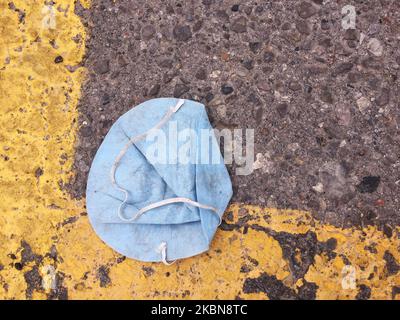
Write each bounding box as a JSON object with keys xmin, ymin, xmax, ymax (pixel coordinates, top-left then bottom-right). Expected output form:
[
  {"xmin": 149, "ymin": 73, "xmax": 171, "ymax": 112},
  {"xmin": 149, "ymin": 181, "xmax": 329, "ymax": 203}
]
[{"xmin": 86, "ymin": 98, "xmax": 232, "ymax": 264}]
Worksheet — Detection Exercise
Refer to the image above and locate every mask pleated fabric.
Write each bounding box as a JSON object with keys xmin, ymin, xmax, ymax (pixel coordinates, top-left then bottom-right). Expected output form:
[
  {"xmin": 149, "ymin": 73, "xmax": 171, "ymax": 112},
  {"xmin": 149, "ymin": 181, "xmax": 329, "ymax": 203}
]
[{"xmin": 86, "ymin": 98, "xmax": 232, "ymax": 264}]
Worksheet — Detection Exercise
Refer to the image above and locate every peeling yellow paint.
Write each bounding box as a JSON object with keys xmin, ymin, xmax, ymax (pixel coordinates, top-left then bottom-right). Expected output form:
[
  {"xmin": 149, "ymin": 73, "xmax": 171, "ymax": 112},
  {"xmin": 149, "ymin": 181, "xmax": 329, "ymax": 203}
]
[
  {"xmin": 1, "ymin": 1, "xmax": 400, "ymax": 300},
  {"xmin": 48, "ymin": 205, "xmax": 400, "ymax": 300}
]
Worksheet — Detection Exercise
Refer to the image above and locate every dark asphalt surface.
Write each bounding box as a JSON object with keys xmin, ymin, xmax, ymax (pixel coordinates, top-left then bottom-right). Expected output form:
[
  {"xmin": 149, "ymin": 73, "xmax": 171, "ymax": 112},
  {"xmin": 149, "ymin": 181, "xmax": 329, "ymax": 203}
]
[{"xmin": 70, "ymin": 0, "xmax": 400, "ymax": 231}]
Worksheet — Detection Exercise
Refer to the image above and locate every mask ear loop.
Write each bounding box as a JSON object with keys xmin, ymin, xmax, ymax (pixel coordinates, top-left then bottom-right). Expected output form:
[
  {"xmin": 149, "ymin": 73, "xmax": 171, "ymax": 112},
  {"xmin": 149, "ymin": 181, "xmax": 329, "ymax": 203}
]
[
  {"xmin": 110, "ymin": 99, "xmax": 185, "ymax": 222},
  {"xmin": 110, "ymin": 99, "xmax": 222, "ymax": 265},
  {"xmin": 128, "ymin": 197, "xmax": 222, "ymax": 225},
  {"xmin": 158, "ymin": 242, "xmax": 176, "ymax": 266}
]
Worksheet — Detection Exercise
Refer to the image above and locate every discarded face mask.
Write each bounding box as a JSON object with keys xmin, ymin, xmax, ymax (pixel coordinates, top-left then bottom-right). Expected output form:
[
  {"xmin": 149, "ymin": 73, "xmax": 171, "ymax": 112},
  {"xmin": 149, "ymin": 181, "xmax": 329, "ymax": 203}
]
[{"xmin": 86, "ymin": 98, "xmax": 232, "ymax": 265}]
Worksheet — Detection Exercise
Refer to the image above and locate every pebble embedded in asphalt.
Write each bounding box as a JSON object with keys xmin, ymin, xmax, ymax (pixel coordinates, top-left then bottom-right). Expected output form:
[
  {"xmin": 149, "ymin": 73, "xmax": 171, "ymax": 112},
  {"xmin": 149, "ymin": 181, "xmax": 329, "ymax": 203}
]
[{"xmin": 221, "ymin": 85, "xmax": 234, "ymax": 95}]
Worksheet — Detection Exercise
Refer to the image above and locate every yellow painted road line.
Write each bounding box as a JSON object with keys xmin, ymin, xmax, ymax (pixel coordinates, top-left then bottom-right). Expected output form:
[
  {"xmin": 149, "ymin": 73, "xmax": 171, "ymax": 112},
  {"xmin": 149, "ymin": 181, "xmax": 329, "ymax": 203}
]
[
  {"xmin": 0, "ymin": 1, "xmax": 399, "ymax": 300},
  {"xmin": 0, "ymin": 0, "xmax": 88, "ymax": 299}
]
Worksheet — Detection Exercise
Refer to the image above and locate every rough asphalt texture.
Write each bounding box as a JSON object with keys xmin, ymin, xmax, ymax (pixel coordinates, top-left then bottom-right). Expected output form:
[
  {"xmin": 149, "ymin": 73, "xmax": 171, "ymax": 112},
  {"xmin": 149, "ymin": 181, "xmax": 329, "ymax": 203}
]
[{"xmin": 70, "ymin": 0, "xmax": 400, "ymax": 231}]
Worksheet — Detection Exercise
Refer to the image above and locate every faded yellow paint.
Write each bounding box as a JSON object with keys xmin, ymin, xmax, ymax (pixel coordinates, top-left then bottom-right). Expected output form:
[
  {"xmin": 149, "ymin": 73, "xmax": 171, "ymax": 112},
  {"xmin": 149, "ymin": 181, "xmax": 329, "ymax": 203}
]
[
  {"xmin": 1, "ymin": 1, "xmax": 400, "ymax": 300},
  {"xmin": 0, "ymin": 0, "xmax": 89, "ymax": 299}
]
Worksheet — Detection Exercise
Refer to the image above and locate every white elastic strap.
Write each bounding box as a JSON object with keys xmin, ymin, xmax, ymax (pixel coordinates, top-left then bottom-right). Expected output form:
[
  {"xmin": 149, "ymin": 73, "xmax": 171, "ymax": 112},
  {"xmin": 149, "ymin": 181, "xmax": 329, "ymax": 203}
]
[
  {"xmin": 118, "ymin": 197, "xmax": 222, "ymax": 225},
  {"xmin": 173, "ymin": 98, "xmax": 185, "ymax": 112},
  {"xmin": 110, "ymin": 99, "xmax": 185, "ymax": 220},
  {"xmin": 110, "ymin": 98, "xmax": 222, "ymax": 265},
  {"xmin": 158, "ymin": 242, "xmax": 176, "ymax": 266}
]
